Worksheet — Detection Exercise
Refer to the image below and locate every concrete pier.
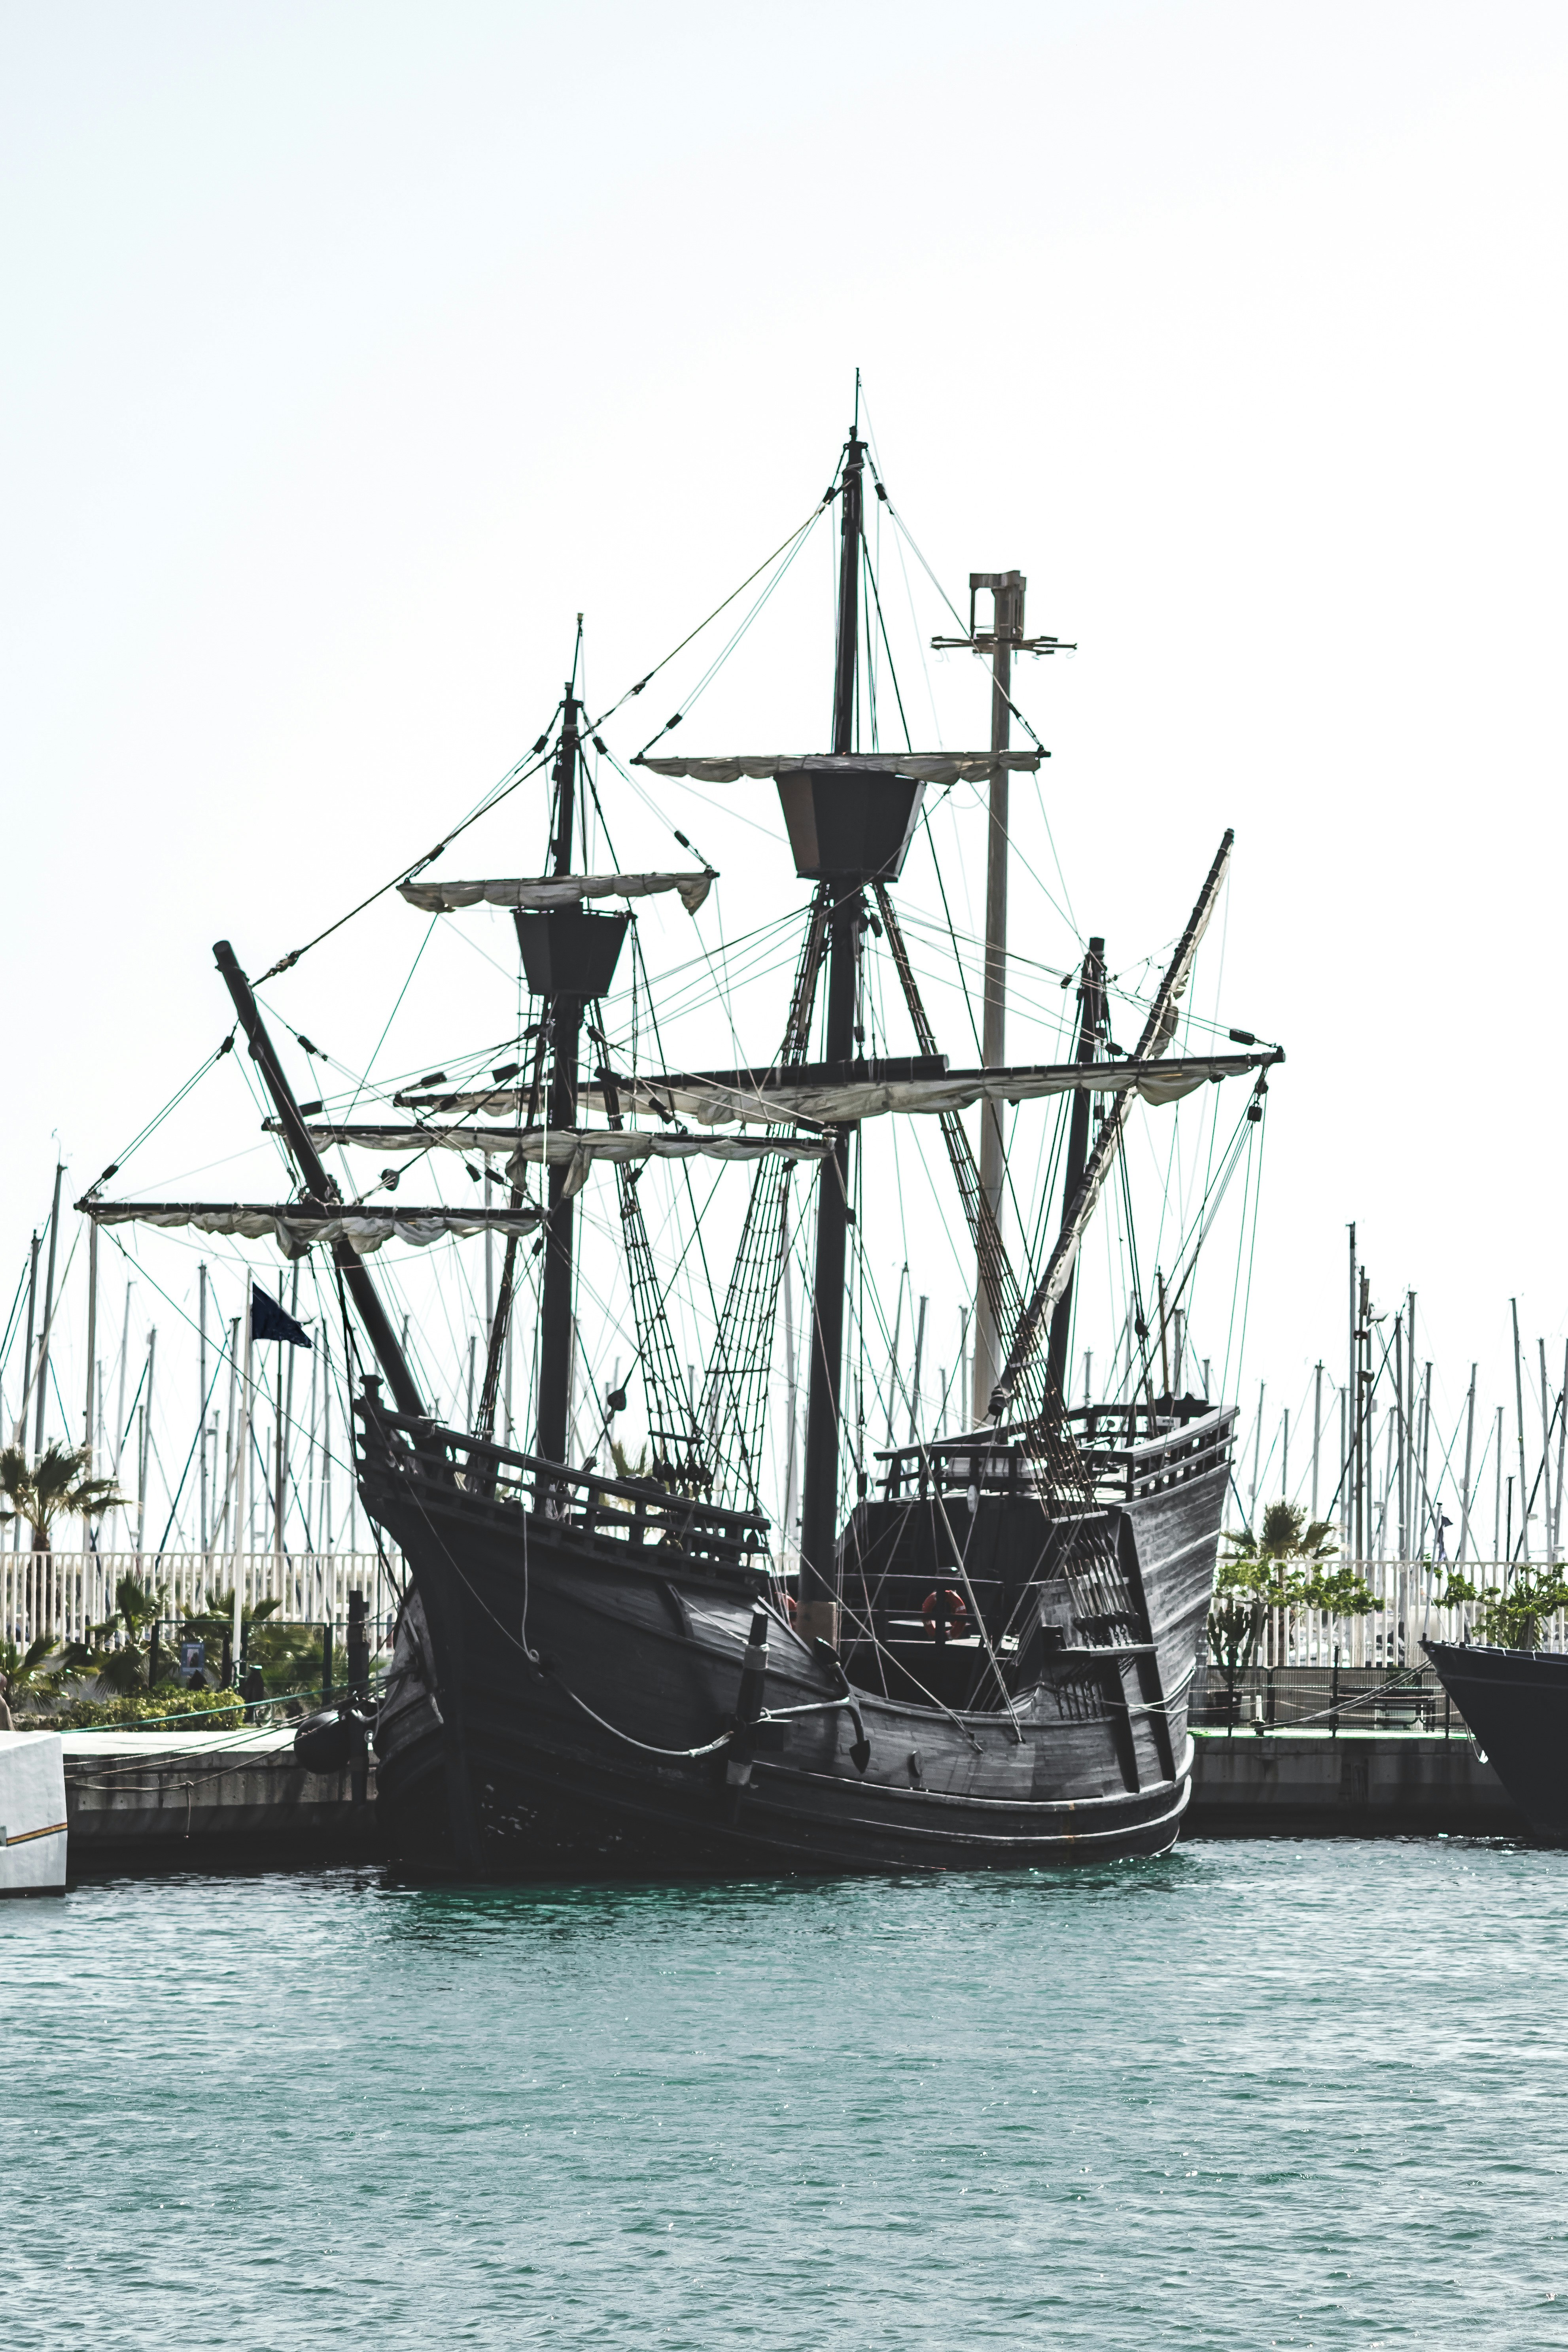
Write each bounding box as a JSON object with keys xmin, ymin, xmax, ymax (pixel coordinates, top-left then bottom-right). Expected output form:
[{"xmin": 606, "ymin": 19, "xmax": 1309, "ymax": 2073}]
[
  {"xmin": 1188, "ymin": 1726, "xmax": 1524, "ymax": 1838},
  {"xmin": 62, "ymin": 1728, "xmax": 381, "ymax": 1865},
  {"xmin": 26, "ymin": 1721, "xmax": 1534, "ymax": 1872}
]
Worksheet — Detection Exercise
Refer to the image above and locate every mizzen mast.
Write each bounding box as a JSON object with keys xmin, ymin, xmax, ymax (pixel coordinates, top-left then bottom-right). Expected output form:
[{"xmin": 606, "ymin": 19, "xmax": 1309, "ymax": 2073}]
[{"xmin": 933, "ymin": 573, "xmax": 1072, "ymax": 1423}]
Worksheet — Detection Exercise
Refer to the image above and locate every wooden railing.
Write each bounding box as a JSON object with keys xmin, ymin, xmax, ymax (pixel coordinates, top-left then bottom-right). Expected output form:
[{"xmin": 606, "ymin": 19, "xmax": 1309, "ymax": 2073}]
[{"xmin": 359, "ymin": 1409, "xmax": 773, "ymax": 1579}]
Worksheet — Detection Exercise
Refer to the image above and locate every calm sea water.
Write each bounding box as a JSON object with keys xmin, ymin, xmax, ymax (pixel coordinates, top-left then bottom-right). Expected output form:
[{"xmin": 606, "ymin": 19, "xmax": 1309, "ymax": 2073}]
[{"xmin": 4, "ymin": 1840, "xmax": 1566, "ymax": 2349}]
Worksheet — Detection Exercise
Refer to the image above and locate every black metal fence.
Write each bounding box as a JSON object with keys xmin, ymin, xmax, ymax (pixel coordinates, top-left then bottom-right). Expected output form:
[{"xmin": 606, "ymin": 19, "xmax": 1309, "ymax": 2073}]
[{"xmin": 1192, "ymin": 1662, "xmax": 1459, "ymax": 1734}]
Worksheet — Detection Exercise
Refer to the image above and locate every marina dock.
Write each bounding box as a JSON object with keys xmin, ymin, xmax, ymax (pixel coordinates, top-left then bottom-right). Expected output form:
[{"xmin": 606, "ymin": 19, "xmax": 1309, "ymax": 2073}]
[
  {"xmin": 61, "ymin": 1727, "xmax": 380, "ymax": 1865},
  {"xmin": 1188, "ymin": 1726, "xmax": 1521, "ymax": 1837},
  {"xmin": 35, "ymin": 1720, "xmax": 1529, "ymax": 1872}
]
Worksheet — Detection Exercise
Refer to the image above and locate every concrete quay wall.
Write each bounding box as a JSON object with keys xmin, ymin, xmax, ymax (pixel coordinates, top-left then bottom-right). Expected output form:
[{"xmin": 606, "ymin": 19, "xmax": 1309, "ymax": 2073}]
[
  {"xmin": 1187, "ymin": 1728, "xmax": 1523, "ymax": 1838},
  {"xmin": 45, "ymin": 1724, "xmax": 1532, "ymax": 1868},
  {"xmin": 63, "ymin": 1729, "xmax": 382, "ymax": 1863}
]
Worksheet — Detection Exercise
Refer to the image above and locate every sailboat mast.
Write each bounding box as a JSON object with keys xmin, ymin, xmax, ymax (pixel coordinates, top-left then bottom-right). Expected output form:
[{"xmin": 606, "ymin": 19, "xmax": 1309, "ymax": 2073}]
[
  {"xmin": 536, "ymin": 688, "xmax": 586, "ymax": 1469},
  {"xmin": 797, "ymin": 423, "xmax": 865, "ymax": 1645},
  {"xmin": 1044, "ymin": 937, "xmax": 1105, "ymax": 1413}
]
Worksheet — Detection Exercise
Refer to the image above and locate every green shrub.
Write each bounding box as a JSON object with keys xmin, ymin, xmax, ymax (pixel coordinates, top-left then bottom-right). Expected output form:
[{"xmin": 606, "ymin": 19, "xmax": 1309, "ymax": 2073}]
[{"xmin": 29, "ymin": 1689, "xmax": 251, "ymax": 1732}]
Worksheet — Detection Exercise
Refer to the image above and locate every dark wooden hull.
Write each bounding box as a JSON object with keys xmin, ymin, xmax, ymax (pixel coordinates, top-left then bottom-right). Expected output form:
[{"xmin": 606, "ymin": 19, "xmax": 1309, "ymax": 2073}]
[
  {"xmin": 1423, "ymin": 1639, "xmax": 1568, "ymax": 1842},
  {"xmin": 365, "ymin": 1418, "xmax": 1230, "ymax": 1879}
]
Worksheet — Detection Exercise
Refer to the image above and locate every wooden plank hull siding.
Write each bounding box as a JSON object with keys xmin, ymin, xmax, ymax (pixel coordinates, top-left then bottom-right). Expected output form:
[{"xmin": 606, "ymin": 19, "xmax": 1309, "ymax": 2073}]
[
  {"xmin": 364, "ymin": 1407, "xmax": 1231, "ymax": 1878},
  {"xmin": 1424, "ymin": 1641, "xmax": 1568, "ymax": 1843}
]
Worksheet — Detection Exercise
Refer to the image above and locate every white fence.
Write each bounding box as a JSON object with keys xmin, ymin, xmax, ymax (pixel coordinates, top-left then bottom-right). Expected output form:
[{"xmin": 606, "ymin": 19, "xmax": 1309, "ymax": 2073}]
[
  {"xmin": 0, "ymin": 1551, "xmax": 405, "ymax": 1652},
  {"xmin": 1246, "ymin": 1560, "xmax": 1566, "ymax": 1669}
]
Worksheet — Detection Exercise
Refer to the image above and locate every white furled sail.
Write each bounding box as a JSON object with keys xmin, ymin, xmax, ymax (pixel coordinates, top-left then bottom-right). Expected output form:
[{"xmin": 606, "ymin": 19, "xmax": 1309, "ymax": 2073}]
[
  {"xmin": 382, "ymin": 1050, "xmax": 1277, "ymax": 1132},
  {"xmin": 79, "ymin": 1201, "xmax": 545, "ymax": 1260},
  {"xmin": 637, "ymin": 752, "xmax": 1041, "ymax": 785},
  {"xmin": 399, "ymin": 870, "xmax": 716, "ymax": 915},
  {"xmin": 291, "ymin": 1125, "xmax": 832, "ymax": 1201}
]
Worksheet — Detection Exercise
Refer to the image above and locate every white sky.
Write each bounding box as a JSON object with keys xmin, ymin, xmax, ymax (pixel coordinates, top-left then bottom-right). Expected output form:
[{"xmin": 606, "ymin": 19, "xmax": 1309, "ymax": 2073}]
[{"xmin": 5, "ymin": 2, "xmax": 1566, "ymax": 1547}]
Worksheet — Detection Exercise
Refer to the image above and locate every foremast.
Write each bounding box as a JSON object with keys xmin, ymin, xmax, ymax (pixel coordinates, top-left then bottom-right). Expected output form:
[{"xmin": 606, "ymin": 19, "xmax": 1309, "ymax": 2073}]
[{"xmin": 797, "ymin": 425, "xmax": 866, "ymax": 1645}]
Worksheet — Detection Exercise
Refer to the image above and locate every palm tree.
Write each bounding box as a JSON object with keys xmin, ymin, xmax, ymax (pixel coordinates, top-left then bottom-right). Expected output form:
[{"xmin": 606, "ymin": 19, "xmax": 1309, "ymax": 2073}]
[{"xmin": 0, "ymin": 1443, "xmax": 124, "ymax": 1552}]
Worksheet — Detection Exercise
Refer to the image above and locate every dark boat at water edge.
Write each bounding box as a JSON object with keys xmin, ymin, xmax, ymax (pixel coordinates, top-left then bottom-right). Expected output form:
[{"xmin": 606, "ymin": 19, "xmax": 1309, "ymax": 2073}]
[
  {"xmin": 1423, "ymin": 1639, "xmax": 1568, "ymax": 1842},
  {"xmin": 80, "ymin": 399, "xmax": 1282, "ymax": 1876}
]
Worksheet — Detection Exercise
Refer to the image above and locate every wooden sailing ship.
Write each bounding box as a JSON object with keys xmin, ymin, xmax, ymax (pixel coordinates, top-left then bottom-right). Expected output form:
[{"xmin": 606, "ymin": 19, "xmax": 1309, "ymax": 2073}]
[{"xmin": 80, "ymin": 409, "xmax": 1282, "ymax": 1873}]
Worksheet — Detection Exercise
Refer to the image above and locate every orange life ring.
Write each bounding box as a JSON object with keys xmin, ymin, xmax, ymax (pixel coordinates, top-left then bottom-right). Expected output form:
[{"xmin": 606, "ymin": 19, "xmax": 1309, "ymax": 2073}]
[{"xmin": 921, "ymin": 1588, "xmax": 969, "ymax": 1639}]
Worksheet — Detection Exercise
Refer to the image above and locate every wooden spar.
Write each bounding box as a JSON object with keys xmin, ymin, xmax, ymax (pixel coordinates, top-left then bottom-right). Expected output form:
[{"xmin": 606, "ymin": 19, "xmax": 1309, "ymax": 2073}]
[
  {"xmin": 1394, "ymin": 1311, "xmax": 1404, "ymax": 1561},
  {"xmin": 781, "ymin": 1252, "xmax": 800, "ymax": 1567},
  {"xmin": 974, "ymin": 571, "xmax": 1021, "ymax": 1421},
  {"xmin": 1000, "ymin": 830, "xmax": 1236, "ymax": 1420},
  {"xmin": 798, "ymin": 423, "xmax": 865, "ymax": 1648},
  {"xmin": 212, "ymin": 938, "xmax": 424, "ymax": 1420},
  {"xmin": 535, "ymin": 690, "xmax": 583, "ymax": 1469},
  {"xmin": 1042, "ymin": 938, "xmax": 1105, "ymax": 1418}
]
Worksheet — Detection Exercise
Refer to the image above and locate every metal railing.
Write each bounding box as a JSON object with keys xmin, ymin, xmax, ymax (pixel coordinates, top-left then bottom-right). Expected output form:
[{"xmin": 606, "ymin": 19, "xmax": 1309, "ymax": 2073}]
[{"xmin": 0, "ymin": 1551, "xmax": 404, "ymax": 1652}]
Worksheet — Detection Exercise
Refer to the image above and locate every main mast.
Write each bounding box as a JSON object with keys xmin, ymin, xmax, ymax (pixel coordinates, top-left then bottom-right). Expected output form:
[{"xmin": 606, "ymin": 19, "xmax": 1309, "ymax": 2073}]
[
  {"xmin": 796, "ymin": 422, "xmax": 865, "ymax": 1646},
  {"xmin": 535, "ymin": 685, "xmax": 585, "ymax": 1469}
]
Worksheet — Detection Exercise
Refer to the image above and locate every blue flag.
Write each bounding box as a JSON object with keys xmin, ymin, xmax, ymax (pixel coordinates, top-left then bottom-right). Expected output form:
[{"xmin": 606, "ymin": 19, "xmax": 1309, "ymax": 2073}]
[{"xmin": 251, "ymin": 1284, "xmax": 312, "ymax": 1350}]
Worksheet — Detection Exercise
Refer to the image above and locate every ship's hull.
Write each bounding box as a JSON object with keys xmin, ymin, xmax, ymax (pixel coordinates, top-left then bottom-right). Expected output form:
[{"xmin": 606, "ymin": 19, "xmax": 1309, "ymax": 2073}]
[
  {"xmin": 1424, "ymin": 1639, "xmax": 1568, "ymax": 1842},
  {"xmin": 365, "ymin": 1420, "xmax": 1228, "ymax": 1878}
]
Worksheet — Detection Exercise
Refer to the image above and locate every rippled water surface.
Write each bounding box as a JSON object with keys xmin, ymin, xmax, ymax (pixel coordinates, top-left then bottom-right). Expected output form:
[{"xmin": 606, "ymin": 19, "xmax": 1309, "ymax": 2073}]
[{"xmin": 5, "ymin": 1840, "xmax": 1567, "ymax": 2348}]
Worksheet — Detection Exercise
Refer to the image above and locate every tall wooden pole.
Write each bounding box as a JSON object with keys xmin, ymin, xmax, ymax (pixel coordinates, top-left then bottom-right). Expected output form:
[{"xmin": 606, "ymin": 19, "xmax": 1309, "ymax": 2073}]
[
  {"xmin": 973, "ymin": 569, "xmax": 1024, "ymax": 1422},
  {"xmin": 798, "ymin": 421, "xmax": 866, "ymax": 1647},
  {"xmin": 214, "ymin": 940, "xmax": 422, "ymax": 1418},
  {"xmin": 1393, "ymin": 1311, "xmax": 1405, "ymax": 1562},
  {"xmin": 1044, "ymin": 937, "xmax": 1105, "ymax": 1417},
  {"xmin": 536, "ymin": 688, "xmax": 586, "ymax": 1470}
]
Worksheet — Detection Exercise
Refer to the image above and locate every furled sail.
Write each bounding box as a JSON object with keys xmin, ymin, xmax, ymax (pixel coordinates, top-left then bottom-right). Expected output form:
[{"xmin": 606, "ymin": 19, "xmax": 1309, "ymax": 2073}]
[
  {"xmin": 78, "ymin": 1200, "xmax": 545, "ymax": 1260},
  {"xmin": 289, "ymin": 1125, "xmax": 832, "ymax": 1201},
  {"xmin": 382, "ymin": 1050, "xmax": 1277, "ymax": 1131},
  {"xmin": 398, "ymin": 870, "xmax": 715, "ymax": 915},
  {"xmin": 637, "ymin": 752, "xmax": 1041, "ymax": 785}
]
